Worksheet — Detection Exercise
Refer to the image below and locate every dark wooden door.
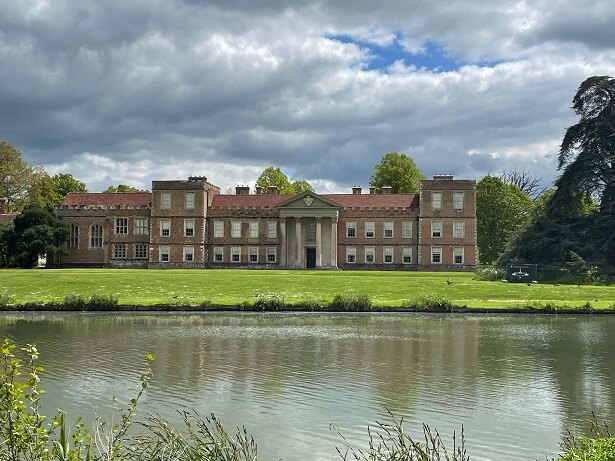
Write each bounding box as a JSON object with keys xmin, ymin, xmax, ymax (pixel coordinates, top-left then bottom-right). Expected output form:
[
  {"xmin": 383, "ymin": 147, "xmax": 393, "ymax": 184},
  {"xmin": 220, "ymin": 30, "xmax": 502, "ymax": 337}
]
[{"xmin": 306, "ymin": 248, "xmax": 316, "ymax": 268}]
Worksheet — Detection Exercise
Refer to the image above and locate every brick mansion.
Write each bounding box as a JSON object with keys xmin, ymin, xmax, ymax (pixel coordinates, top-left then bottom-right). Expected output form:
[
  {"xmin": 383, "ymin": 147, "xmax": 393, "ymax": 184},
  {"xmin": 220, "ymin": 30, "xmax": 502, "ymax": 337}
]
[{"xmin": 48, "ymin": 174, "xmax": 477, "ymax": 270}]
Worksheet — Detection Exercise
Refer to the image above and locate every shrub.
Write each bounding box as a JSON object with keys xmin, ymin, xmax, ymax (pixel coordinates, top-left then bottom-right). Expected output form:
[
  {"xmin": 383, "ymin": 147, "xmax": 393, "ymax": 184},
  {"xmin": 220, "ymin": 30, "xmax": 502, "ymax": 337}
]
[
  {"xmin": 60, "ymin": 293, "xmax": 119, "ymax": 311},
  {"xmin": 403, "ymin": 296, "xmax": 460, "ymax": 312},
  {"xmin": 253, "ymin": 294, "xmax": 285, "ymax": 311},
  {"xmin": 558, "ymin": 416, "xmax": 614, "ymax": 461},
  {"xmin": 328, "ymin": 293, "xmax": 372, "ymax": 311},
  {"xmin": 0, "ymin": 293, "xmax": 14, "ymax": 308}
]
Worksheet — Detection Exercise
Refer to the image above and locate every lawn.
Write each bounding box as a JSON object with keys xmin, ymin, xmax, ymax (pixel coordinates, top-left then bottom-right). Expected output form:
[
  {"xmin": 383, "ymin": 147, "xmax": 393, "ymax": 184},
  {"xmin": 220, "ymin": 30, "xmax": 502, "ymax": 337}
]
[{"xmin": 1, "ymin": 268, "xmax": 614, "ymax": 309}]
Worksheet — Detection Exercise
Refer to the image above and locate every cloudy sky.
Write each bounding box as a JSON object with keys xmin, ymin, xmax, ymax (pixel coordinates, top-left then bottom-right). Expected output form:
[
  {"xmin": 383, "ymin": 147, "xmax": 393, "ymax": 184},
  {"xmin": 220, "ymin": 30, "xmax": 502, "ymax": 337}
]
[{"xmin": 1, "ymin": 0, "xmax": 614, "ymax": 193}]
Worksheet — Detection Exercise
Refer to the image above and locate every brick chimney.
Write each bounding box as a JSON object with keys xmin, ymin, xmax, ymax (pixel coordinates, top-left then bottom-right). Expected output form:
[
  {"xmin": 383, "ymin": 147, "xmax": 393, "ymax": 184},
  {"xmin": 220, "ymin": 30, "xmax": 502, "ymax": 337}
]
[
  {"xmin": 433, "ymin": 174, "xmax": 454, "ymax": 180},
  {"xmin": 381, "ymin": 186, "xmax": 393, "ymax": 194},
  {"xmin": 255, "ymin": 186, "xmax": 263, "ymax": 195},
  {"xmin": 235, "ymin": 185, "xmax": 250, "ymax": 195},
  {"xmin": 369, "ymin": 187, "xmax": 376, "ymax": 195},
  {"xmin": 267, "ymin": 186, "xmax": 278, "ymax": 195},
  {"xmin": 0, "ymin": 198, "xmax": 6, "ymax": 214},
  {"xmin": 352, "ymin": 186, "xmax": 362, "ymax": 195}
]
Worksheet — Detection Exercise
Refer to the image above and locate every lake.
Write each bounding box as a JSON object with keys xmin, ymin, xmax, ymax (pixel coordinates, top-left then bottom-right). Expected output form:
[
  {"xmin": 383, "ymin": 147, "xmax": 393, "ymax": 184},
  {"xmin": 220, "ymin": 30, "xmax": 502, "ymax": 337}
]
[{"xmin": 1, "ymin": 312, "xmax": 614, "ymax": 460}]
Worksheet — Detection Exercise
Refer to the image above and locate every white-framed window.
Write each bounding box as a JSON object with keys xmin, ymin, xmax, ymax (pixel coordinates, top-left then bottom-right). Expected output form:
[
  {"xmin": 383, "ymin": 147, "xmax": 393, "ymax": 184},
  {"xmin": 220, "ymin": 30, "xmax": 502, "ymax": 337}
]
[
  {"xmin": 184, "ymin": 219, "xmax": 195, "ymax": 237},
  {"xmin": 231, "ymin": 221, "xmax": 241, "ymax": 238},
  {"xmin": 231, "ymin": 246, "xmax": 241, "ymax": 262},
  {"xmin": 431, "ymin": 220, "xmax": 442, "ymax": 238},
  {"xmin": 266, "ymin": 246, "xmax": 277, "ymax": 263},
  {"xmin": 431, "ymin": 247, "xmax": 442, "ymax": 264},
  {"xmin": 453, "ymin": 192, "xmax": 464, "ymax": 211},
  {"xmin": 403, "ymin": 247, "xmax": 412, "ymax": 264},
  {"xmin": 160, "ymin": 220, "xmax": 170, "ymax": 237},
  {"xmin": 346, "ymin": 222, "xmax": 356, "ymax": 238},
  {"xmin": 384, "ymin": 222, "xmax": 393, "ymax": 238},
  {"xmin": 213, "ymin": 221, "xmax": 224, "ymax": 238},
  {"xmin": 185, "ymin": 192, "xmax": 195, "ymax": 210},
  {"xmin": 365, "ymin": 221, "xmax": 375, "ymax": 238},
  {"xmin": 69, "ymin": 224, "xmax": 79, "ymax": 248},
  {"xmin": 159, "ymin": 245, "xmax": 170, "ymax": 262},
  {"xmin": 90, "ymin": 224, "xmax": 103, "ymax": 248},
  {"xmin": 402, "ymin": 221, "xmax": 412, "ymax": 239},
  {"xmin": 365, "ymin": 246, "xmax": 375, "ymax": 264},
  {"xmin": 453, "ymin": 221, "xmax": 465, "ymax": 238},
  {"xmin": 183, "ymin": 245, "xmax": 194, "ymax": 262},
  {"xmin": 249, "ymin": 246, "xmax": 259, "ymax": 263},
  {"xmin": 134, "ymin": 217, "xmax": 148, "ymax": 235},
  {"xmin": 115, "ymin": 217, "xmax": 128, "ymax": 234},
  {"xmin": 453, "ymin": 247, "xmax": 464, "ymax": 265},
  {"xmin": 249, "ymin": 221, "xmax": 259, "ymax": 239},
  {"xmin": 267, "ymin": 221, "xmax": 277, "ymax": 239},
  {"xmin": 161, "ymin": 192, "xmax": 171, "ymax": 210},
  {"xmin": 346, "ymin": 246, "xmax": 356, "ymax": 263},
  {"xmin": 383, "ymin": 247, "xmax": 393, "ymax": 263},
  {"xmin": 432, "ymin": 192, "xmax": 442, "ymax": 211},
  {"xmin": 134, "ymin": 243, "xmax": 148, "ymax": 259},
  {"xmin": 213, "ymin": 246, "xmax": 223, "ymax": 262},
  {"xmin": 113, "ymin": 243, "xmax": 127, "ymax": 259}
]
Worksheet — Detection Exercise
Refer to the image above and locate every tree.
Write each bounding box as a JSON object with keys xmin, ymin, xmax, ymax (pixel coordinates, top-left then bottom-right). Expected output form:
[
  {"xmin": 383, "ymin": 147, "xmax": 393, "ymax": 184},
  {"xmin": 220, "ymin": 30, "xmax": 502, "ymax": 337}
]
[
  {"xmin": 255, "ymin": 167, "xmax": 314, "ymax": 194},
  {"xmin": 499, "ymin": 168, "xmax": 545, "ymax": 200},
  {"xmin": 51, "ymin": 173, "xmax": 87, "ymax": 199},
  {"xmin": 369, "ymin": 152, "xmax": 426, "ymax": 194},
  {"xmin": 0, "ymin": 141, "xmax": 39, "ymax": 210},
  {"xmin": 476, "ymin": 176, "xmax": 534, "ymax": 264},
  {"xmin": 550, "ymin": 75, "xmax": 615, "ymax": 215},
  {"xmin": 7, "ymin": 205, "xmax": 69, "ymax": 268},
  {"xmin": 103, "ymin": 184, "xmax": 140, "ymax": 193}
]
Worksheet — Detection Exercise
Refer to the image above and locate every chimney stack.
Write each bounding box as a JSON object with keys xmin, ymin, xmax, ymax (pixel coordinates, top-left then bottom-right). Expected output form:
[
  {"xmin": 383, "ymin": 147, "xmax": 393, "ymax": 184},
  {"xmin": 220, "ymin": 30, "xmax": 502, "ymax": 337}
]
[
  {"xmin": 0, "ymin": 198, "xmax": 6, "ymax": 214},
  {"xmin": 369, "ymin": 187, "xmax": 376, "ymax": 195},
  {"xmin": 267, "ymin": 186, "xmax": 278, "ymax": 195},
  {"xmin": 255, "ymin": 186, "xmax": 263, "ymax": 195},
  {"xmin": 433, "ymin": 174, "xmax": 454, "ymax": 180},
  {"xmin": 235, "ymin": 185, "xmax": 250, "ymax": 195},
  {"xmin": 381, "ymin": 186, "xmax": 393, "ymax": 194},
  {"xmin": 352, "ymin": 186, "xmax": 362, "ymax": 195}
]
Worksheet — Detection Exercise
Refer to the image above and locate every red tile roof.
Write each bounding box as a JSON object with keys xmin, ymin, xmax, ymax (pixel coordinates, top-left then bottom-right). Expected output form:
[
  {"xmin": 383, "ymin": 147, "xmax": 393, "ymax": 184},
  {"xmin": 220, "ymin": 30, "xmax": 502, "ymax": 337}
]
[
  {"xmin": 63, "ymin": 192, "xmax": 152, "ymax": 207},
  {"xmin": 210, "ymin": 193, "xmax": 417, "ymax": 209}
]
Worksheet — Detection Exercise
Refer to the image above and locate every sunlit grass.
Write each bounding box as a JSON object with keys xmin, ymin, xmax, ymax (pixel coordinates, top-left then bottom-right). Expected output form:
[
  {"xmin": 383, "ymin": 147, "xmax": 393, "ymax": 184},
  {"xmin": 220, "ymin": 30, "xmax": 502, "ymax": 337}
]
[{"xmin": 1, "ymin": 268, "xmax": 614, "ymax": 309}]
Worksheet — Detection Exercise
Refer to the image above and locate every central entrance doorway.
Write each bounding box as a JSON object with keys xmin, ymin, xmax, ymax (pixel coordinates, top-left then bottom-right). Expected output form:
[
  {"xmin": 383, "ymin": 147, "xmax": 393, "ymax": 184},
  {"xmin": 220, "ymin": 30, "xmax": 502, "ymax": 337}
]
[{"xmin": 306, "ymin": 248, "xmax": 316, "ymax": 269}]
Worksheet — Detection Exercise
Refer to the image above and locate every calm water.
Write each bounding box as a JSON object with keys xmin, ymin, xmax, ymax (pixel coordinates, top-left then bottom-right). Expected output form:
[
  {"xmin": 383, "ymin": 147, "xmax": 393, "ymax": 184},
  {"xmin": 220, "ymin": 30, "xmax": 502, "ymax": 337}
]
[{"xmin": 1, "ymin": 313, "xmax": 614, "ymax": 461}]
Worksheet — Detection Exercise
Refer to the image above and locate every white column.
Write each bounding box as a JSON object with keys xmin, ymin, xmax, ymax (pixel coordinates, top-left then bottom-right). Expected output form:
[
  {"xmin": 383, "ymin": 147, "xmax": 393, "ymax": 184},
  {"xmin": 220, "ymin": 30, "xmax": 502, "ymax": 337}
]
[
  {"xmin": 330, "ymin": 218, "xmax": 337, "ymax": 268},
  {"xmin": 280, "ymin": 218, "xmax": 286, "ymax": 267},
  {"xmin": 316, "ymin": 218, "xmax": 322, "ymax": 267},
  {"xmin": 295, "ymin": 217, "xmax": 302, "ymax": 267}
]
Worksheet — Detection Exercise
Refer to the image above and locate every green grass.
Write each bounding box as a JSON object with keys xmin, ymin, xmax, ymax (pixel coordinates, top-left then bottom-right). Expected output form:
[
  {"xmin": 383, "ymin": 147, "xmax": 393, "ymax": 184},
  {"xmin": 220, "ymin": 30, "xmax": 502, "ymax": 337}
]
[{"xmin": 1, "ymin": 268, "xmax": 614, "ymax": 309}]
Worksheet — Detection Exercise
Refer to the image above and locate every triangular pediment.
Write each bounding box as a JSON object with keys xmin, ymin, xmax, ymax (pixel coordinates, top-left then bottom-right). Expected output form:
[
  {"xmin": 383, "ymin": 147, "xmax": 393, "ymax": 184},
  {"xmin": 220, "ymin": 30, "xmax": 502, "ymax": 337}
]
[{"xmin": 275, "ymin": 191, "xmax": 341, "ymax": 209}]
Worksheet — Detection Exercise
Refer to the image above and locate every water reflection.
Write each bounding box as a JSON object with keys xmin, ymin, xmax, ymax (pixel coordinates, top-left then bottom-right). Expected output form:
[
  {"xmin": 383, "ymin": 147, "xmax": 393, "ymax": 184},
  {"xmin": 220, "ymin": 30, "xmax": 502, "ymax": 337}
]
[{"xmin": 1, "ymin": 313, "xmax": 614, "ymax": 461}]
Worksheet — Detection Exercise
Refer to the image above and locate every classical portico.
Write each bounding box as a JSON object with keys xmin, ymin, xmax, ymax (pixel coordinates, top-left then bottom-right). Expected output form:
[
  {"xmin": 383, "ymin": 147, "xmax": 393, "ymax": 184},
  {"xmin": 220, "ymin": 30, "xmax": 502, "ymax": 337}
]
[{"xmin": 275, "ymin": 192, "xmax": 340, "ymax": 269}]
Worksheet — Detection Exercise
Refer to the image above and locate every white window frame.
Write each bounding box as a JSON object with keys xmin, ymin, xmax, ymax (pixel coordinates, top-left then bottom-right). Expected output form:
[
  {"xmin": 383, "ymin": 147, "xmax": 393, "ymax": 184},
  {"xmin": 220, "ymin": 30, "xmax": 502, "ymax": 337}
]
[
  {"xmin": 453, "ymin": 247, "xmax": 464, "ymax": 265},
  {"xmin": 267, "ymin": 221, "xmax": 277, "ymax": 239},
  {"xmin": 266, "ymin": 246, "xmax": 277, "ymax": 263},
  {"xmin": 183, "ymin": 245, "xmax": 194, "ymax": 262},
  {"xmin": 161, "ymin": 192, "xmax": 171, "ymax": 210},
  {"xmin": 346, "ymin": 222, "xmax": 356, "ymax": 238},
  {"xmin": 113, "ymin": 243, "xmax": 127, "ymax": 259},
  {"xmin": 185, "ymin": 192, "xmax": 195, "ymax": 210},
  {"xmin": 159, "ymin": 245, "xmax": 170, "ymax": 262},
  {"xmin": 231, "ymin": 246, "xmax": 241, "ymax": 262},
  {"xmin": 184, "ymin": 219, "xmax": 195, "ymax": 237},
  {"xmin": 231, "ymin": 222, "xmax": 241, "ymax": 238},
  {"xmin": 383, "ymin": 247, "xmax": 393, "ymax": 264},
  {"xmin": 384, "ymin": 222, "xmax": 393, "ymax": 238},
  {"xmin": 69, "ymin": 224, "xmax": 79, "ymax": 249},
  {"xmin": 346, "ymin": 246, "xmax": 356, "ymax": 263},
  {"xmin": 249, "ymin": 246, "xmax": 259, "ymax": 263},
  {"xmin": 402, "ymin": 221, "xmax": 412, "ymax": 239},
  {"xmin": 213, "ymin": 221, "xmax": 224, "ymax": 238},
  {"xmin": 115, "ymin": 217, "xmax": 128, "ymax": 235},
  {"xmin": 134, "ymin": 243, "xmax": 148, "ymax": 259},
  {"xmin": 403, "ymin": 247, "xmax": 412, "ymax": 264},
  {"xmin": 453, "ymin": 221, "xmax": 465, "ymax": 238},
  {"xmin": 453, "ymin": 192, "xmax": 464, "ymax": 211},
  {"xmin": 431, "ymin": 246, "xmax": 442, "ymax": 264},
  {"xmin": 431, "ymin": 220, "xmax": 442, "ymax": 238},
  {"xmin": 365, "ymin": 246, "xmax": 375, "ymax": 264},
  {"xmin": 249, "ymin": 221, "xmax": 259, "ymax": 239},
  {"xmin": 213, "ymin": 246, "xmax": 224, "ymax": 262},
  {"xmin": 365, "ymin": 221, "xmax": 375, "ymax": 238},
  {"xmin": 432, "ymin": 192, "xmax": 442, "ymax": 211},
  {"xmin": 134, "ymin": 217, "xmax": 148, "ymax": 235},
  {"xmin": 160, "ymin": 220, "xmax": 171, "ymax": 237},
  {"xmin": 89, "ymin": 224, "xmax": 103, "ymax": 249}
]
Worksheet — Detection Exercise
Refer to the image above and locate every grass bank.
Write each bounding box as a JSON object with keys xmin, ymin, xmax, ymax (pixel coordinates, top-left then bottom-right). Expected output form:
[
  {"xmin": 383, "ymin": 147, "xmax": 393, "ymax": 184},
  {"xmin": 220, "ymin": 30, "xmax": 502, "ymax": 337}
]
[{"xmin": 1, "ymin": 269, "xmax": 614, "ymax": 310}]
